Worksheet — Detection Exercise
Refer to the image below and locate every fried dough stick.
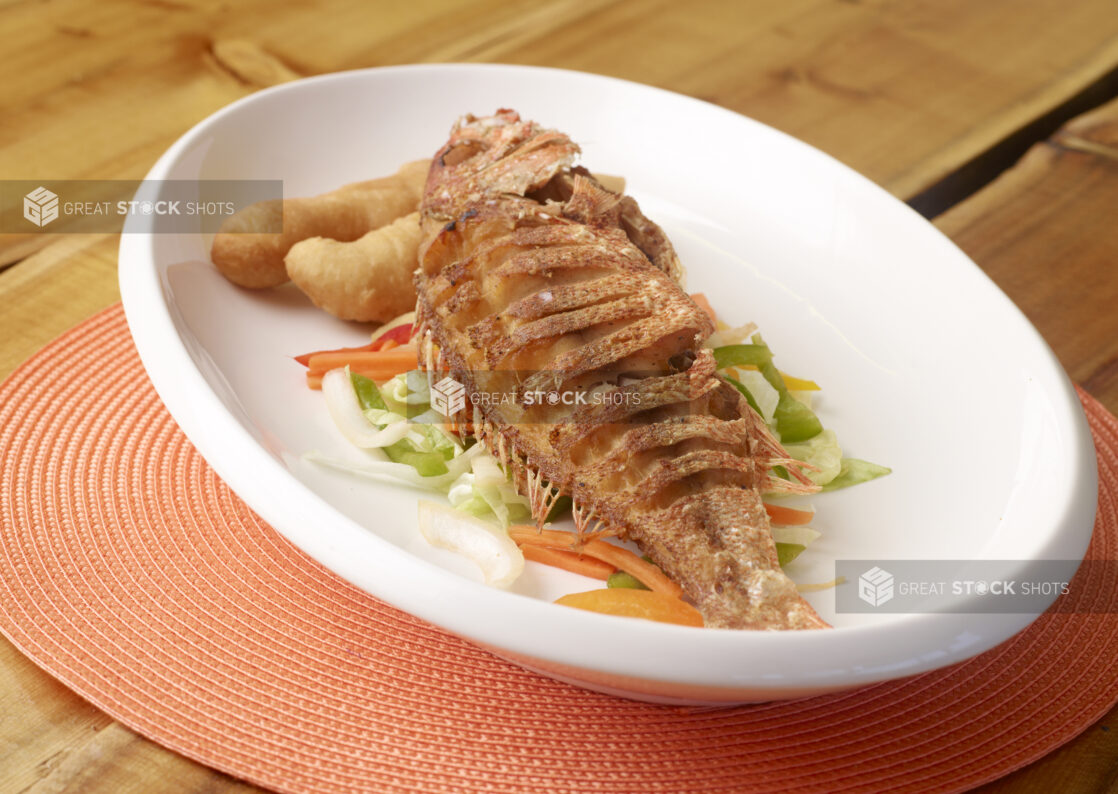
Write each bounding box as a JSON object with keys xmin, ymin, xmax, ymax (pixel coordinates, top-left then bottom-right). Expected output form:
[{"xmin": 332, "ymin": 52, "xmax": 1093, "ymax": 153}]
[
  {"xmin": 285, "ymin": 211, "xmax": 422, "ymax": 323},
  {"xmin": 211, "ymin": 159, "xmax": 429, "ymax": 288}
]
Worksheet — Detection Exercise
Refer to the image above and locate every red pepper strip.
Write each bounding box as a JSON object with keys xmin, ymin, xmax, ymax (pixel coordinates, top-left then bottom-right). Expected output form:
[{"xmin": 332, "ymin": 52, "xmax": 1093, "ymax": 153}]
[{"xmin": 372, "ymin": 322, "xmax": 414, "ymax": 347}]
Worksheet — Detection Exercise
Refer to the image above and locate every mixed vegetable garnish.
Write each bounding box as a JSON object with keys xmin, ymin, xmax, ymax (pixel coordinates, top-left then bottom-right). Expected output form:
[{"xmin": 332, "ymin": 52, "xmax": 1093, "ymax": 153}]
[{"xmin": 299, "ymin": 295, "xmax": 889, "ymax": 627}]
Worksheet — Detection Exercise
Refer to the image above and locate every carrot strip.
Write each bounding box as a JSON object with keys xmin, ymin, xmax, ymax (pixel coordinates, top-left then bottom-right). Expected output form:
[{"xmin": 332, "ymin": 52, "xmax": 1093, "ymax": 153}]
[
  {"xmin": 509, "ymin": 527, "xmax": 683, "ymax": 598},
  {"xmin": 306, "ymin": 372, "xmax": 323, "ymax": 390},
  {"xmin": 520, "ymin": 545, "xmax": 615, "ymax": 580},
  {"xmin": 690, "ymin": 292, "xmax": 717, "ymax": 324},
  {"xmin": 379, "ymin": 338, "xmax": 400, "ymax": 351},
  {"xmin": 582, "ymin": 539, "xmax": 682, "ymax": 598},
  {"xmin": 295, "ymin": 341, "xmax": 378, "ymax": 368},
  {"xmin": 307, "ymin": 346, "xmax": 418, "ymax": 375},
  {"xmin": 509, "ymin": 527, "xmax": 588, "ymax": 547},
  {"xmin": 764, "ymin": 503, "xmax": 815, "ymax": 526}
]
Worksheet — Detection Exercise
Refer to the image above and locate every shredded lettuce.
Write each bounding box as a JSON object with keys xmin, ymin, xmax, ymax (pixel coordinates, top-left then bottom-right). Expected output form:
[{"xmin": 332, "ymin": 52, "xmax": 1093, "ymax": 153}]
[
  {"xmin": 787, "ymin": 390, "xmax": 813, "ymax": 410},
  {"xmin": 314, "ymin": 369, "xmax": 530, "ymax": 525},
  {"xmin": 782, "ymin": 428, "xmax": 843, "ymax": 487},
  {"xmin": 751, "ymin": 334, "xmax": 824, "ymax": 443},
  {"xmin": 710, "ymin": 330, "xmax": 890, "ymax": 507},
  {"xmin": 381, "ymin": 371, "xmax": 431, "ymax": 411},
  {"xmin": 459, "ymin": 454, "xmax": 531, "ymax": 527},
  {"xmin": 821, "ymin": 458, "xmax": 892, "ymax": 492}
]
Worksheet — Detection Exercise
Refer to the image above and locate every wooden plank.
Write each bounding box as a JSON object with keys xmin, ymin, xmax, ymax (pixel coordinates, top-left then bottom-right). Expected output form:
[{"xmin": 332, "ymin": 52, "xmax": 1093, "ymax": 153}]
[
  {"xmin": 6, "ymin": 0, "xmax": 1118, "ymax": 265},
  {"xmin": 973, "ymin": 715, "xmax": 1118, "ymax": 794},
  {"xmin": 0, "ymin": 235, "xmax": 54, "ymax": 268},
  {"xmin": 907, "ymin": 58, "xmax": 1118, "ymax": 217},
  {"xmin": 935, "ymin": 96, "xmax": 1118, "ymax": 792},
  {"xmin": 0, "ymin": 641, "xmax": 258, "ymax": 794},
  {"xmin": 490, "ymin": 0, "xmax": 1118, "ymax": 202},
  {"xmin": 0, "ymin": 0, "xmax": 616, "ymax": 179},
  {"xmin": 1058, "ymin": 92, "xmax": 1118, "ymax": 153},
  {"xmin": 0, "ymin": 235, "xmax": 120, "ymax": 380},
  {"xmin": 937, "ymin": 102, "xmax": 1118, "ymax": 414},
  {"xmin": 1, "ymin": 0, "xmax": 1117, "ymax": 204},
  {"xmin": 0, "ymin": 0, "xmax": 619, "ymax": 264}
]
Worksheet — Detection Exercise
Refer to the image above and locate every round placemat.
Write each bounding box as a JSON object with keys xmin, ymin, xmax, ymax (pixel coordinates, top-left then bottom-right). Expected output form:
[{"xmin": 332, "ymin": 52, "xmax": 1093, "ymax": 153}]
[{"xmin": 2, "ymin": 303, "xmax": 1116, "ymax": 794}]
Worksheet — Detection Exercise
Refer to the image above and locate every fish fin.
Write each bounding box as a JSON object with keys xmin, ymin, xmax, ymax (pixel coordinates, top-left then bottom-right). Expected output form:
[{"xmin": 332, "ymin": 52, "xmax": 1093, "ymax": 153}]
[{"xmin": 562, "ymin": 174, "xmax": 624, "ymax": 228}]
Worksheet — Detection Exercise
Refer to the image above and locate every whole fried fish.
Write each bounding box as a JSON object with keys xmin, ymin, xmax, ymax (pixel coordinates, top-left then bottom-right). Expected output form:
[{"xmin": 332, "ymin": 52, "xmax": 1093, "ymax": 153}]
[{"xmin": 414, "ymin": 110, "xmax": 827, "ymax": 630}]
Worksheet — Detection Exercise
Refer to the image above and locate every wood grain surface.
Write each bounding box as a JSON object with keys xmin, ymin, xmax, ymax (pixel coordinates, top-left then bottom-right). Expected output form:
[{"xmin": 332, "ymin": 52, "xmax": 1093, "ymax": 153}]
[
  {"xmin": 2, "ymin": 2, "xmax": 1118, "ymax": 792},
  {"xmin": 938, "ymin": 105, "xmax": 1118, "ymax": 416},
  {"xmin": 938, "ymin": 96, "xmax": 1118, "ymax": 791}
]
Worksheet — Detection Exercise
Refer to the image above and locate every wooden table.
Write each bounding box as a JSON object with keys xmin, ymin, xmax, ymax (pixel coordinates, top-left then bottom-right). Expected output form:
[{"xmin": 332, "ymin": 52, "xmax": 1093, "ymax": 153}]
[{"xmin": 2, "ymin": 1, "xmax": 1117, "ymax": 791}]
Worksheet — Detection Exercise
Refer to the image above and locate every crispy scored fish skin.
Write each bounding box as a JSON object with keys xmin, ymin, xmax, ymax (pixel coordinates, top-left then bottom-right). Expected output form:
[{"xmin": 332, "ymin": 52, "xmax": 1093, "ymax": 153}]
[{"xmin": 414, "ymin": 110, "xmax": 827, "ymax": 630}]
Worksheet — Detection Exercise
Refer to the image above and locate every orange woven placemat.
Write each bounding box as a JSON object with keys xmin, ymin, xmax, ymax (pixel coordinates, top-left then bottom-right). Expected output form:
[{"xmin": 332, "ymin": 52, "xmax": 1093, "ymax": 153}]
[{"xmin": 2, "ymin": 303, "xmax": 1116, "ymax": 794}]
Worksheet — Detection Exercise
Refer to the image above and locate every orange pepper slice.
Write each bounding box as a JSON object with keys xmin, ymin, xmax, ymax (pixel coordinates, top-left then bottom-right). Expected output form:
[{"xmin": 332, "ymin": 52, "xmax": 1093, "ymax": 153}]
[{"xmin": 555, "ymin": 588, "xmax": 704, "ymax": 627}]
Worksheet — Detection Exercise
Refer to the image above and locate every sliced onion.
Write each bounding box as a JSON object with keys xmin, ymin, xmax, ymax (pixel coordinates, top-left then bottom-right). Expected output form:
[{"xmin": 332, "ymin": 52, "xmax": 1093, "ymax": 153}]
[
  {"xmin": 322, "ymin": 368, "xmax": 412, "ymax": 448},
  {"xmin": 705, "ymin": 321, "xmax": 758, "ymax": 348},
  {"xmin": 447, "ymin": 473, "xmax": 476, "ymax": 506},
  {"xmin": 734, "ymin": 369, "xmax": 779, "ymax": 424},
  {"xmin": 771, "ymin": 526, "xmax": 821, "ymax": 546},
  {"xmin": 306, "ymin": 442, "xmax": 484, "ymax": 491},
  {"xmin": 470, "ymin": 454, "xmax": 510, "ymax": 526},
  {"xmin": 417, "ymin": 500, "xmax": 524, "ymax": 588}
]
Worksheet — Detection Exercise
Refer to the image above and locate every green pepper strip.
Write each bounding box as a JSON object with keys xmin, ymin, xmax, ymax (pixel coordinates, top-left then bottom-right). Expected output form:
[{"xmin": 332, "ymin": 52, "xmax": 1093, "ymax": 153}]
[
  {"xmin": 351, "ymin": 371, "xmax": 387, "ymax": 411},
  {"xmin": 712, "ymin": 344, "xmax": 772, "ymax": 369},
  {"xmin": 776, "ymin": 542, "xmax": 806, "ymax": 567},
  {"xmin": 751, "ymin": 334, "xmax": 823, "ymax": 443},
  {"xmin": 607, "ymin": 571, "xmax": 650, "ymax": 590}
]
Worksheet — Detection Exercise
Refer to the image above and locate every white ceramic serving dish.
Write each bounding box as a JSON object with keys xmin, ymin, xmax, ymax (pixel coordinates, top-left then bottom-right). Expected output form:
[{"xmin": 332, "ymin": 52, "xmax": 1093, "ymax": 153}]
[{"xmin": 118, "ymin": 64, "xmax": 1097, "ymax": 704}]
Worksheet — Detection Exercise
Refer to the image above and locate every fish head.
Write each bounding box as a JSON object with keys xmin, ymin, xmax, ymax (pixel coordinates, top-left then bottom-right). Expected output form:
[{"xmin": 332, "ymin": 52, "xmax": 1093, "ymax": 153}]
[{"xmin": 424, "ymin": 109, "xmax": 580, "ymax": 221}]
